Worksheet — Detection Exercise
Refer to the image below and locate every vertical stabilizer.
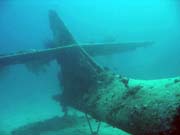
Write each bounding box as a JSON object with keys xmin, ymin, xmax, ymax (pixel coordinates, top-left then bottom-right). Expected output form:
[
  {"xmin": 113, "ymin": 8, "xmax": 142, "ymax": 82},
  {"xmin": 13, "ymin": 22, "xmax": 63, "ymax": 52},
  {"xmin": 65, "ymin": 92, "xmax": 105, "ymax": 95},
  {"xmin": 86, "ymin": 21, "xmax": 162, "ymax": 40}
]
[
  {"xmin": 48, "ymin": 10, "xmax": 102, "ymax": 107},
  {"xmin": 49, "ymin": 10, "xmax": 77, "ymax": 46}
]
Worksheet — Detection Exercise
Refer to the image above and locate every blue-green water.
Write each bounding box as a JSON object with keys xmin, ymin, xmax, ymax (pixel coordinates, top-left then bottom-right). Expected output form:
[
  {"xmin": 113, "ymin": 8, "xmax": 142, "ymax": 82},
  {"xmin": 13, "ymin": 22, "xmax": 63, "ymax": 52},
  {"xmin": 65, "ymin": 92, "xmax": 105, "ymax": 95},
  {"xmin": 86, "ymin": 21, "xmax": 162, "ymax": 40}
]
[{"xmin": 0, "ymin": 0, "xmax": 180, "ymax": 133}]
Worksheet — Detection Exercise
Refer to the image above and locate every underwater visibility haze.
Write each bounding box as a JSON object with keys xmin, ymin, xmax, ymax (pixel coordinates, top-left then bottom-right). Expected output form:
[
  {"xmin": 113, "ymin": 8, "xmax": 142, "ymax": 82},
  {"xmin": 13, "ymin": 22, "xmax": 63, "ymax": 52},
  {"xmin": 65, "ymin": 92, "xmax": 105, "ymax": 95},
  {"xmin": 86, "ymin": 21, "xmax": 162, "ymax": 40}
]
[{"xmin": 0, "ymin": 0, "xmax": 180, "ymax": 135}]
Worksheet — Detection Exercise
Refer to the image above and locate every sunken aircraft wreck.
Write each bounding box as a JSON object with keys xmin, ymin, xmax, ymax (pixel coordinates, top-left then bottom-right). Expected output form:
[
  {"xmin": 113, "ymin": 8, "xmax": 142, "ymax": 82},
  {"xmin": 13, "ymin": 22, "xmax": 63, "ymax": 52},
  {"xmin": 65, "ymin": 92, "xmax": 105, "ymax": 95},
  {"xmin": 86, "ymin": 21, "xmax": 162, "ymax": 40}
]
[{"xmin": 0, "ymin": 10, "xmax": 180, "ymax": 135}]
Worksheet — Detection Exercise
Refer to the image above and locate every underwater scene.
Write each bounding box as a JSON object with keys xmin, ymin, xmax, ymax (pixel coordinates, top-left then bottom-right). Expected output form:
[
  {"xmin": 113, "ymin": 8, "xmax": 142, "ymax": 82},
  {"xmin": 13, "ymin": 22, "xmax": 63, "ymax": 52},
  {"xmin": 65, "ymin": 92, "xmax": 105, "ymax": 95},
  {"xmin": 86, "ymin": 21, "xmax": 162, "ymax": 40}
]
[{"xmin": 0, "ymin": 0, "xmax": 180, "ymax": 135}]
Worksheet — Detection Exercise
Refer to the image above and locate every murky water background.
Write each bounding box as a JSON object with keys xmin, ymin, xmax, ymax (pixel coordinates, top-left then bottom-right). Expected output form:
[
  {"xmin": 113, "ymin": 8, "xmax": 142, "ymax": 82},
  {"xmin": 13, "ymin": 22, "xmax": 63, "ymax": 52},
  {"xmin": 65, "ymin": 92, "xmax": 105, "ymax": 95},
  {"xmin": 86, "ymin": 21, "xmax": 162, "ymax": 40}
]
[{"xmin": 0, "ymin": 0, "xmax": 180, "ymax": 133}]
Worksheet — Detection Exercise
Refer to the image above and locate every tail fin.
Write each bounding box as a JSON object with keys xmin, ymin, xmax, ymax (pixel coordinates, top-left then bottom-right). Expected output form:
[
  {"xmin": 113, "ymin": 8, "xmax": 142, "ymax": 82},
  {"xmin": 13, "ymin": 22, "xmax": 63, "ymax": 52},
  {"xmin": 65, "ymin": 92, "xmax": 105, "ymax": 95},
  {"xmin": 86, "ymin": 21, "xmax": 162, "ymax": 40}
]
[
  {"xmin": 48, "ymin": 10, "xmax": 77, "ymax": 46},
  {"xmin": 48, "ymin": 10, "xmax": 100, "ymax": 69},
  {"xmin": 48, "ymin": 10, "xmax": 102, "ymax": 106}
]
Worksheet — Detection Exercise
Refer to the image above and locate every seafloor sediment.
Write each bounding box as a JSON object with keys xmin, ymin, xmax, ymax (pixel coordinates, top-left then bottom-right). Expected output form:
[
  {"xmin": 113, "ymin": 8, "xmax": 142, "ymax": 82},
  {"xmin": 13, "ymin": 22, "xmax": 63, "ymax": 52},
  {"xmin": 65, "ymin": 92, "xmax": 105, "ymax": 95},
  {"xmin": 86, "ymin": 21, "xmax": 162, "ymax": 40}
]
[{"xmin": 11, "ymin": 111, "xmax": 130, "ymax": 135}]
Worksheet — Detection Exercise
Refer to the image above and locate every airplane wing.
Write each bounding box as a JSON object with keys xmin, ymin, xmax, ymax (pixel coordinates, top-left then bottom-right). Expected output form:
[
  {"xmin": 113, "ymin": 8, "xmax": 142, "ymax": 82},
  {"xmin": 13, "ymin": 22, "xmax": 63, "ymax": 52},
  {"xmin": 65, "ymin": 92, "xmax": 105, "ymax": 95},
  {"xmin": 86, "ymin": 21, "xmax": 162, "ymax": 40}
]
[
  {"xmin": 0, "ymin": 10, "xmax": 153, "ymax": 68},
  {"xmin": 82, "ymin": 42, "xmax": 153, "ymax": 56},
  {"xmin": 0, "ymin": 42, "xmax": 153, "ymax": 67}
]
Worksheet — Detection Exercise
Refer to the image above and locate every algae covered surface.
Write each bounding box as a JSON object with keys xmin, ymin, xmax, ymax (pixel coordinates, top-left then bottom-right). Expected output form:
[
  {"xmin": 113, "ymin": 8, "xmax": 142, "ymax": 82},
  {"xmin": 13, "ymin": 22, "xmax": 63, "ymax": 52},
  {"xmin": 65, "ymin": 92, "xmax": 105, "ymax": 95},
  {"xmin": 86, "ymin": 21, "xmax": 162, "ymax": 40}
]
[{"xmin": 0, "ymin": 0, "xmax": 180, "ymax": 135}]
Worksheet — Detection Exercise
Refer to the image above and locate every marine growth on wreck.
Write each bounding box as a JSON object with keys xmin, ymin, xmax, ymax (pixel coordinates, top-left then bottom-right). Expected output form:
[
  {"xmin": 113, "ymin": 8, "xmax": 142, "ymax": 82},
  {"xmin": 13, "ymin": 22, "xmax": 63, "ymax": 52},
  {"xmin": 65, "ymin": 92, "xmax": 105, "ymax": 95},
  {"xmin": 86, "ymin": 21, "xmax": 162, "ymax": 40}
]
[{"xmin": 0, "ymin": 1, "xmax": 180, "ymax": 135}]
